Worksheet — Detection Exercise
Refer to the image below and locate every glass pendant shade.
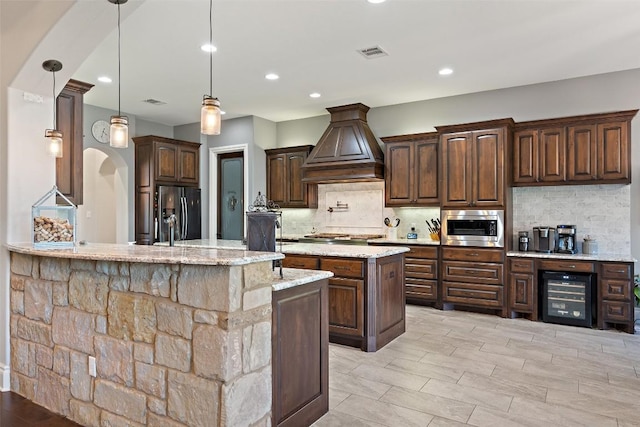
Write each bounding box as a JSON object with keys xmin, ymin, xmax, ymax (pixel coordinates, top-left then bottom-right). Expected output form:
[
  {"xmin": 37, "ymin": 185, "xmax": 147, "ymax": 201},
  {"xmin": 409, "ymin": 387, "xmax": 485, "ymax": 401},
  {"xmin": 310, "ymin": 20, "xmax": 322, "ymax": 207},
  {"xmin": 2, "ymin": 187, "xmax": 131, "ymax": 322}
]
[
  {"xmin": 201, "ymin": 96, "xmax": 221, "ymax": 135},
  {"xmin": 45, "ymin": 129, "xmax": 63, "ymax": 158},
  {"xmin": 110, "ymin": 115, "xmax": 129, "ymax": 148}
]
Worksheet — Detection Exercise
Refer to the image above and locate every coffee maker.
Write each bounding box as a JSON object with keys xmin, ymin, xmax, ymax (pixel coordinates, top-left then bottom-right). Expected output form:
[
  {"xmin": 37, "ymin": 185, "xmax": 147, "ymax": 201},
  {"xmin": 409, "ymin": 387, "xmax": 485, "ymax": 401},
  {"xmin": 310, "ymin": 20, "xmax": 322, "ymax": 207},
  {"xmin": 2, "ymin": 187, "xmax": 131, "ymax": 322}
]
[
  {"xmin": 556, "ymin": 225, "xmax": 577, "ymax": 254},
  {"xmin": 533, "ymin": 226, "xmax": 556, "ymax": 253}
]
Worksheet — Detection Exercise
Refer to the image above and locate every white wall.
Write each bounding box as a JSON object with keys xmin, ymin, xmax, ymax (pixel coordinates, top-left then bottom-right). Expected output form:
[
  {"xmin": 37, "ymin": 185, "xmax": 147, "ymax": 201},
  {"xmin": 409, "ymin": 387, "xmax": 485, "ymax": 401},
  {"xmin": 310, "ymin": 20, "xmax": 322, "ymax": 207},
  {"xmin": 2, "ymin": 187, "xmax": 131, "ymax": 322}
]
[{"xmin": 77, "ymin": 149, "xmax": 117, "ymax": 243}]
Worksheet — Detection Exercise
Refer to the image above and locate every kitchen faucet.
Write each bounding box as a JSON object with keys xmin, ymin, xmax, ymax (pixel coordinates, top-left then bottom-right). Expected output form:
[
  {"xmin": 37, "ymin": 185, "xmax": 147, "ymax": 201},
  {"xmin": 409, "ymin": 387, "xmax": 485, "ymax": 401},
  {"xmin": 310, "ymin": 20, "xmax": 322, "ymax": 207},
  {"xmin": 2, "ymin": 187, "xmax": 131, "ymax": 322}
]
[{"xmin": 164, "ymin": 214, "xmax": 177, "ymax": 247}]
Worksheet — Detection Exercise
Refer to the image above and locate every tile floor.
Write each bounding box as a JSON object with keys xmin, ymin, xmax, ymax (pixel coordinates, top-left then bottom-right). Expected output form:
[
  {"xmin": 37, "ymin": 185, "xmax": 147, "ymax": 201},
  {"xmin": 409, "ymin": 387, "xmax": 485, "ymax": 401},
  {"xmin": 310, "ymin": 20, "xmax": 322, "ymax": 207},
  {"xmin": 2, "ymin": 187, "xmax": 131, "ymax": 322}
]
[{"xmin": 313, "ymin": 305, "xmax": 640, "ymax": 427}]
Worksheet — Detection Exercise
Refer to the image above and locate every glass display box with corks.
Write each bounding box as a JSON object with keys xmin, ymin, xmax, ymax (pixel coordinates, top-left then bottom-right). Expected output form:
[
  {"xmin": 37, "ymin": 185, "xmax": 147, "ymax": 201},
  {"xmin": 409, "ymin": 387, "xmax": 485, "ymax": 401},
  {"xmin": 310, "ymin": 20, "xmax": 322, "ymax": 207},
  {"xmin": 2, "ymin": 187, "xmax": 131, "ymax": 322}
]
[{"xmin": 31, "ymin": 185, "xmax": 76, "ymax": 248}]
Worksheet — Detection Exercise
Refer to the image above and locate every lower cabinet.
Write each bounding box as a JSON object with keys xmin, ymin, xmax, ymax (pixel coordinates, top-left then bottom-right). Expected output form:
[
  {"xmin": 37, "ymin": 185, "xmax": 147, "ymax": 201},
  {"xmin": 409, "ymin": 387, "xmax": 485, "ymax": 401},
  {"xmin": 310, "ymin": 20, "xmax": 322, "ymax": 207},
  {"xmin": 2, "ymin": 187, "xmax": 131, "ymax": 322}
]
[
  {"xmin": 327, "ymin": 277, "xmax": 364, "ymax": 337},
  {"xmin": 506, "ymin": 257, "xmax": 635, "ymax": 333},
  {"xmin": 283, "ymin": 253, "xmax": 405, "ymax": 351},
  {"xmin": 508, "ymin": 258, "xmax": 536, "ymax": 319},
  {"xmin": 369, "ymin": 243, "xmax": 439, "ymax": 305},
  {"xmin": 598, "ymin": 262, "xmax": 634, "ymax": 333},
  {"xmin": 441, "ymin": 247, "xmax": 506, "ymax": 316},
  {"xmin": 405, "ymin": 246, "xmax": 439, "ymax": 304},
  {"xmin": 272, "ymin": 278, "xmax": 329, "ymax": 427}
]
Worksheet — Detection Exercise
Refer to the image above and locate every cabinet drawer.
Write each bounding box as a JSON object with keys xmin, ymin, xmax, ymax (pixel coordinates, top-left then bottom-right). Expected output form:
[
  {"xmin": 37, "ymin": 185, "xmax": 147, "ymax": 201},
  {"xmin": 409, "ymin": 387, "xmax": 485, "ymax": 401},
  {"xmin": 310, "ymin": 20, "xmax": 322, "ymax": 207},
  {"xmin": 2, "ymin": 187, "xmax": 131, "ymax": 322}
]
[
  {"xmin": 283, "ymin": 255, "xmax": 319, "ymax": 270},
  {"xmin": 602, "ymin": 301, "xmax": 632, "ymax": 323},
  {"xmin": 406, "ymin": 259, "xmax": 437, "ymax": 279},
  {"xmin": 601, "ymin": 263, "xmax": 632, "ymax": 280},
  {"xmin": 510, "ymin": 259, "xmax": 534, "ymax": 273},
  {"xmin": 442, "ymin": 261, "xmax": 503, "ymax": 284},
  {"xmin": 443, "ymin": 281, "xmax": 504, "ymax": 307},
  {"xmin": 407, "ymin": 246, "xmax": 438, "ymax": 259},
  {"xmin": 406, "ymin": 281, "xmax": 437, "ymax": 299},
  {"xmin": 538, "ymin": 259, "xmax": 594, "ymax": 273},
  {"xmin": 601, "ymin": 279, "xmax": 631, "ymax": 301},
  {"xmin": 321, "ymin": 258, "xmax": 365, "ymax": 279},
  {"xmin": 442, "ymin": 247, "xmax": 503, "ymax": 263}
]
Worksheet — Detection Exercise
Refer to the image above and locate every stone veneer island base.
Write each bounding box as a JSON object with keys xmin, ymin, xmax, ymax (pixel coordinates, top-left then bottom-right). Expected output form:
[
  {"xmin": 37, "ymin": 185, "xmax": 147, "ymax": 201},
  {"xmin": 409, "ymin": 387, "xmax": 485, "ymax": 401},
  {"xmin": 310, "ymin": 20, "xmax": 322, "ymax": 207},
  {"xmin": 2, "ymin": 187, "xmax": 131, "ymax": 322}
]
[{"xmin": 7, "ymin": 243, "xmax": 331, "ymax": 427}]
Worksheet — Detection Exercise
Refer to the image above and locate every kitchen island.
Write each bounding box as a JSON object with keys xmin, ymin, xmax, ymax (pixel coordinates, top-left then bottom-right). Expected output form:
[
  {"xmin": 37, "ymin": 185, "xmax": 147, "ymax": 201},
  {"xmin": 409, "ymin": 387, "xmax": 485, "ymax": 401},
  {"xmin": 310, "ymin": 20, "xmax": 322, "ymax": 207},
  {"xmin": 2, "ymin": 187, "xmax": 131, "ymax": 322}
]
[
  {"xmin": 158, "ymin": 240, "xmax": 410, "ymax": 352},
  {"xmin": 6, "ymin": 242, "xmax": 332, "ymax": 427}
]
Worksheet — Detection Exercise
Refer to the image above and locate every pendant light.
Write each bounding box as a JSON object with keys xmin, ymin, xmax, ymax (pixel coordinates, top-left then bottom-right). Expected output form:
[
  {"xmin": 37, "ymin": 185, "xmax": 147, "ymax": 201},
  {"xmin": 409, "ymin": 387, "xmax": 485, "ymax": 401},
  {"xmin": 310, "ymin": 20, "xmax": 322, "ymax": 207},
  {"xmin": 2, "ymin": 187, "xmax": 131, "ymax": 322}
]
[
  {"xmin": 109, "ymin": 0, "xmax": 129, "ymax": 148},
  {"xmin": 42, "ymin": 59, "xmax": 63, "ymax": 158},
  {"xmin": 201, "ymin": 0, "xmax": 221, "ymax": 135}
]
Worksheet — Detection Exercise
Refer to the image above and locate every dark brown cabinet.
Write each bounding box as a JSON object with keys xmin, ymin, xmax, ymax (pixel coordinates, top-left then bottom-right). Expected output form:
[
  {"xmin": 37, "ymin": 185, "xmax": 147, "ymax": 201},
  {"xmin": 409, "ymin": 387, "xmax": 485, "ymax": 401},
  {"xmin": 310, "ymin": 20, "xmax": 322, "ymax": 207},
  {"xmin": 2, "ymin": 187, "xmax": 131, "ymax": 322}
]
[
  {"xmin": 282, "ymin": 253, "xmax": 405, "ymax": 352},
  {"xmin": 55, "ymin": 79, "xmax": 93, "ymax": 205},
  {"xmin": 266, "ymin": 146, "xmax": 317, "ymax": 208},
  {"xmin": 513, "ymin": 110, "xmax": 636, "ymax": 186},
  {"xmin": 508, "ymin": 258, "xmax": 536, "ymax": 319},
  {"xmin": 437, "ymin": 120, "xmax": 512, "ymax": 208},
  {"xmin": 382, "ymin": 132, "xmax": 439, "ymax": 206},
  {"xmin": 132, "ymin": 135, "xmax": 201, "ymax": 245},
  {"xmin": 441, "ymin": 247, "xmax": 506, "ymax": 315},
  {"xmin": 513, "ymin": 127, "xmax": 566, "ymax": 184},
  {"xmin": 506, "ymin": 257, "xmax": 634, "ymax": 334},
  {"xmin": 598, "ymin": 262, "xmax": 634, "ymax": 333},
  {"xmin": 272, "ymin": 277, "xmax": 328, "ymax": 427}
]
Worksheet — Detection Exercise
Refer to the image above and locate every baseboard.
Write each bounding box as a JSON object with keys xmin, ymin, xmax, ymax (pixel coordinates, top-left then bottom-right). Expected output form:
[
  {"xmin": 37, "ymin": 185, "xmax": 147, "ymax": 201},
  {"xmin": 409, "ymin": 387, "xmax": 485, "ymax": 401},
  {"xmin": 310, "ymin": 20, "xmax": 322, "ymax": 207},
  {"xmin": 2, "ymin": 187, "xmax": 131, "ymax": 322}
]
[{"xmin": 0, "ymin": 363, "xmax": 9, "ymax": 391}]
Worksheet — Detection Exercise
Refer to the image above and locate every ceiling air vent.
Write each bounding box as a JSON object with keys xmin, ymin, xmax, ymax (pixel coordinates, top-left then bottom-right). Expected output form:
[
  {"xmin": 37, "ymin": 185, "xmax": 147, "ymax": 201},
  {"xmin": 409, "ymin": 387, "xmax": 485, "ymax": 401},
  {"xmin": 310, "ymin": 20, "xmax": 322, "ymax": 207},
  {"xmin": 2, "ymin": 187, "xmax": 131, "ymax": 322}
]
[
  {"xmin": 358, "ymin": 45, "xmax": 388, "ymax": 59},
  {"xmin": 142, "ymin": 98, "xmax": 167, "ymax": 106}
]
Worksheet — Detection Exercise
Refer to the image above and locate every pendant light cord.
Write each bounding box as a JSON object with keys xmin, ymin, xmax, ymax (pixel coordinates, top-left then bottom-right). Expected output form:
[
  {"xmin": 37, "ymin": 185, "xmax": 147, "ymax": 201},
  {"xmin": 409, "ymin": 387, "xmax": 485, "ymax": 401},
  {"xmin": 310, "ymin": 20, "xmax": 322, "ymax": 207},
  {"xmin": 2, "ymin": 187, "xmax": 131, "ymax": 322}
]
[
  {"xmin": 209, "ymin": 0, "xmax": 213, "ymax": 97},
  {"xmin": 117, "ymin": 1, "xmax": 122, "ymax": 116},
  {"xmin": 52, "ymin": 69, "xmax": 56, "ymax": 128}
]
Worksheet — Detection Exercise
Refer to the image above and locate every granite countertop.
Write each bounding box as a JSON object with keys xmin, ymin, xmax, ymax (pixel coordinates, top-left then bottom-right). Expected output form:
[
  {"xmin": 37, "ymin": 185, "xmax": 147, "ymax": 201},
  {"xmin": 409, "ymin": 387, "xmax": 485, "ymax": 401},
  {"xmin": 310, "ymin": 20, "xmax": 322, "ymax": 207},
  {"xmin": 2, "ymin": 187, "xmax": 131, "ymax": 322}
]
[
  {"xmin": 507, "ymin": 250, "xmax": 636, "ymax": 263},
  {"xmin": 157, "ymin": 239, "xmax": 409, "ymax": 258},
  {"xmin": 6, "ymin": 242, "xmax": 284, "ymax": 266},
  {"xmin": 368, "ymin": 237, "xmax": 440, "ymax": 246},
  {"xmin": 281, "ymin": 243, "xmax": 409, "ymax": 258},
  {"xmin": 271, "ymin": 268, "xmax": 334, "ymax": 292}
]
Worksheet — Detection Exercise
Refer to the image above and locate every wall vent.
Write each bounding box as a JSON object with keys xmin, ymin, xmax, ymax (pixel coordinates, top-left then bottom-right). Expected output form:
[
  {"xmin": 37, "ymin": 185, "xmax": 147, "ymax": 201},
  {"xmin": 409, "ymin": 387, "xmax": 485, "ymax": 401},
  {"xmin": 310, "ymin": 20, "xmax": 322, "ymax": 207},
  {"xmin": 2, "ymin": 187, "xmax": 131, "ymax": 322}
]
[
  {"xmin": 357, "ymin": 46, "xmax": 388, "ymax": 59},
  {"xmin": 142, "ymin": 98, "xmax": 167, "ymax": 105}
]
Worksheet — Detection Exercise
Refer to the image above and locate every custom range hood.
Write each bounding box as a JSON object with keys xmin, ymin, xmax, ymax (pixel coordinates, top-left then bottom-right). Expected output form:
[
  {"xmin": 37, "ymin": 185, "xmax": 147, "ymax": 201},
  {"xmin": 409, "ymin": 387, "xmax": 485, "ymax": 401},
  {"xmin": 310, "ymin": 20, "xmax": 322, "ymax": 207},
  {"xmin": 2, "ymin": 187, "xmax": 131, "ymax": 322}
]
[{"xmin": 301, "ymin": 103, "xmax": 384, "ymax": 183}]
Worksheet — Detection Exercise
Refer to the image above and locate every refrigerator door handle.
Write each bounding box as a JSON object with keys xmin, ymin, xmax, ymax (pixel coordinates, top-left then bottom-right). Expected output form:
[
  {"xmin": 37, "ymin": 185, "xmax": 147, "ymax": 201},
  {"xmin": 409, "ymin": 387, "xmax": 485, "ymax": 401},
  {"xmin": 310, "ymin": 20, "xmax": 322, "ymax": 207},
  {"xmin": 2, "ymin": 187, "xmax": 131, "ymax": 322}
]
[
  {"xmin": 180, "ymin": 197, "xmax": 186, "ymax": 240},
  {"xmin": 183, "ymin": 196, "xmax": 188, "ymax": 240}
]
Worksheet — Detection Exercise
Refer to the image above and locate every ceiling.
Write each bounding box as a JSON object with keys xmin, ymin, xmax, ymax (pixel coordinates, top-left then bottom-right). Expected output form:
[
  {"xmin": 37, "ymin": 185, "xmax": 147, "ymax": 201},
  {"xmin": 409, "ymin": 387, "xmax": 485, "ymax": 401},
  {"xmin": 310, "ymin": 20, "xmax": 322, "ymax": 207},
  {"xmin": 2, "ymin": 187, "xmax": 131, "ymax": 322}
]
[{"xmin": 72, "ymin": 0, "xmax": 640, "ymax": 127}]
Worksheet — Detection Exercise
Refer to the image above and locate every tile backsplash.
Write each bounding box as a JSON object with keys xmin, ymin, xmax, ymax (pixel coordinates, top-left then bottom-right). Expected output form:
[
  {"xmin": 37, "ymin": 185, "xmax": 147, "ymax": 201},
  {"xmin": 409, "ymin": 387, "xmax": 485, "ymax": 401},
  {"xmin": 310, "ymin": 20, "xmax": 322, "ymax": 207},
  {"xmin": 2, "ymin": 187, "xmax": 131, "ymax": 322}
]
[
  {"xmin": 279, "ymin": 182, "xmax": 631, "ymax": 255},
  {"xmin": 280, "ymin": 182, "xmax": 439, "ymax": 238},
  {"xmin": 512, "ymin": 184, "xmax": 630, "ymax": 254}
]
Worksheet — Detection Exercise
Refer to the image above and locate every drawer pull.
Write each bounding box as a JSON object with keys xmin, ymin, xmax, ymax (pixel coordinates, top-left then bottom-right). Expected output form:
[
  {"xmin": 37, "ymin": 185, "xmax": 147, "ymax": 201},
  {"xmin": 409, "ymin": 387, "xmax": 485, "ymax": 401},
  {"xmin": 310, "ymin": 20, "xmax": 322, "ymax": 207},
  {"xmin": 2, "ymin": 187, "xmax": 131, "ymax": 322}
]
[
  {"xmin": 468, "ymin": 253, "xmax": 479, "ymax": 257},
  {"xmin": 612, "ymin": 269, "xmax": 626, "ymax": 274},
  {"xmin": 334, "ymin": 266, "xmax": 349, "ymax": 271}
]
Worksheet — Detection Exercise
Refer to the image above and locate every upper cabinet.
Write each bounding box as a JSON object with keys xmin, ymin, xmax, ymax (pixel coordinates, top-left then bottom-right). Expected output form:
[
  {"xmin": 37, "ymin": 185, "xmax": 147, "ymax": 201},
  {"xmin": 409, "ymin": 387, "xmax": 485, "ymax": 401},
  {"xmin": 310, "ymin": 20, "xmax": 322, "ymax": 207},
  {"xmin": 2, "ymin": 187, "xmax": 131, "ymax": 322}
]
[
  {"xmin": 266, "ymin": 146, "xmax": 318, "ymax": 208},
  {"xmin": 437, "ymin": 119, "xmax": 513, "ymax": 208},
  {"xmin": 56, "ymin": 79, "xmax": 93, "ymax": 205},
  {"xmin": 132, "ymin": 135, "xmax": 201, "ymax": 245},
  {"xmin": 139, "ymin": 136, "xmax": 200, "ymax": 185},
  {"xmin": 382, "ymin": 132, "xmax": 439, "ymax": 207},
  {"xmin": 513, "ymin": 110, "xmax": 637, "ymax": 186}
]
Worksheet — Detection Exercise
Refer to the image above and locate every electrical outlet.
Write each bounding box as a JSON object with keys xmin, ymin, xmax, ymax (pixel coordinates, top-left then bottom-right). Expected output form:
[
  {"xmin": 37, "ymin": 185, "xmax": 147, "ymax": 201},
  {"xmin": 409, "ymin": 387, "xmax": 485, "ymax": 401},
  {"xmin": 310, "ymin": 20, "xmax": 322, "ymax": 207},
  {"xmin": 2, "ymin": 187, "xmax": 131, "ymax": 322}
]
[{"xmin": 88, "ymin": 356, "xmax": 96, "ymax": 377}]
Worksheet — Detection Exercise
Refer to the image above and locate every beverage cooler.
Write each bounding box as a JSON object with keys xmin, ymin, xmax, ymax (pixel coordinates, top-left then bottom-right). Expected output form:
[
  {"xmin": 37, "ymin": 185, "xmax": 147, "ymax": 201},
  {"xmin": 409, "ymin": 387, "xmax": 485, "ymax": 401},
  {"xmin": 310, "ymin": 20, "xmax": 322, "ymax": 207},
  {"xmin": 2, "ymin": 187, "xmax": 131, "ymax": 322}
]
[{"xmin": 541, "ymin": 271, "xmax": 596, "ymax": 328}]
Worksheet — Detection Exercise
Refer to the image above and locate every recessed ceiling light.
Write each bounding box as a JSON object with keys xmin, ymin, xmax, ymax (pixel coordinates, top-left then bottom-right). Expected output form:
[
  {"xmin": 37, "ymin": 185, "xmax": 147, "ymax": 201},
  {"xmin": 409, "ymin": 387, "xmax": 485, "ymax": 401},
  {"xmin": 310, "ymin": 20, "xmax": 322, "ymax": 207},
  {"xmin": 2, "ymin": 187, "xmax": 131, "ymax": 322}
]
[
  {"xmin": 309, "ymin": 92, "xmax": 321, "ymax": 98},
  {"xmin": 220, "ymin": 110, "xmax": 226, "ymax": 115},
  {"xmin": 97, "ymin": 76, "xmax": 112, "ymax": 83},
  {"xmin": 367, "ymin": 0, "xmax": 386, "ymax": 3},
  {"xmin": 200, "ymin": 43, "xmax": 217, "ymax": 53},
  {"xmin": 439, "ymin": 67, "xmax": 454, "ymax": 76},
  {"xmin": 265, "ymin": 73, "xmax": 279, "ymax": 80}
]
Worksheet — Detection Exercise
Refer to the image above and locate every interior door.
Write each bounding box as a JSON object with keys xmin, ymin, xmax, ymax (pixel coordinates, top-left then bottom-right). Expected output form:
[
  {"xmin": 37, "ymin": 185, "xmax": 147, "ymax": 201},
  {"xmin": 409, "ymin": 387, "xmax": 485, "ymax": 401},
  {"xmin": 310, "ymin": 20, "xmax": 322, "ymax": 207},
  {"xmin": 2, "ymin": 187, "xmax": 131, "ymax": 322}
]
[{"xmin": 218, "ymin": 152, "xmax": 244, "ymax": 240}]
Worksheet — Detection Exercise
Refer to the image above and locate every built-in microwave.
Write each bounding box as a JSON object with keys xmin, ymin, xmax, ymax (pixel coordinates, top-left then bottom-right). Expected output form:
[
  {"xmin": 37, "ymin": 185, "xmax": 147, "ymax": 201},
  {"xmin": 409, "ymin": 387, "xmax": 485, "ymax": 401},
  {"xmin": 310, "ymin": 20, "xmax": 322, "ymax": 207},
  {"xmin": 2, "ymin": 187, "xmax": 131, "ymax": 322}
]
[{"xmin": 440, "ymin": 209, "xmax": 504, "ymax": 248}]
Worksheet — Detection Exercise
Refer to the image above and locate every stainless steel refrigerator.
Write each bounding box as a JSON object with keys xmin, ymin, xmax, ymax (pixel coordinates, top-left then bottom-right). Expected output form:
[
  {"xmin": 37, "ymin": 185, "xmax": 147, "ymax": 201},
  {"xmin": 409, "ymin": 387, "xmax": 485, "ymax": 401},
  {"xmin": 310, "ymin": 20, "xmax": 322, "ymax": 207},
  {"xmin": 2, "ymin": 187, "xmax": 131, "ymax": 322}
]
[{"xmin": 156, "ymin": 186, "xmax": 201, "ymax": 243}]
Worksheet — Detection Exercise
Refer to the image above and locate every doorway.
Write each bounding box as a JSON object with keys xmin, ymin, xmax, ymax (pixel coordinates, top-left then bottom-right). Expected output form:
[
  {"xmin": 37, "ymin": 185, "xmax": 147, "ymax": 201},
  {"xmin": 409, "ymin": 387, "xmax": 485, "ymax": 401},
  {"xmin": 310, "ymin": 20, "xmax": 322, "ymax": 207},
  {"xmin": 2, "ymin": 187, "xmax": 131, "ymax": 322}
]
[{"xmin": 217, "ymin": 152, "xmax": 244, "ymax": 240}]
